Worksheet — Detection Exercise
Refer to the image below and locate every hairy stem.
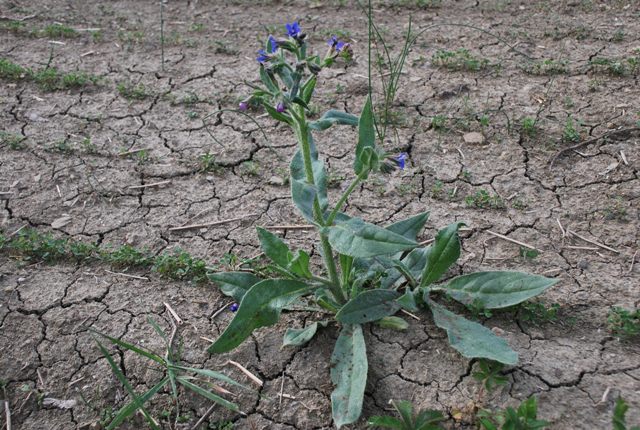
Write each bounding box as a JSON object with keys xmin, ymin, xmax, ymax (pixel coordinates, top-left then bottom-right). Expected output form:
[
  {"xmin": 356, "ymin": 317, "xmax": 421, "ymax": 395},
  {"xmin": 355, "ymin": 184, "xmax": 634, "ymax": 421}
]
[
  {"xmin": 295, "ymin": 112, "xmax": 345, "ymax": 304},
  {"xmin": 326, "ymin": 174, "xmax": 365, "ymax": 226}
]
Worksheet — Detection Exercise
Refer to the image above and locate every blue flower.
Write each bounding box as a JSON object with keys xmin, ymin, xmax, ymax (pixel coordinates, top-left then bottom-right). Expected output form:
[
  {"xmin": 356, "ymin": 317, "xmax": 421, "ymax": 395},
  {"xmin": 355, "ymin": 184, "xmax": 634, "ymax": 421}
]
[
  {"xmin": 267, "ymin": 35, "xmax": 278, "ymax": 53},
  {"xmin": 230, "ymin": 303, "xmax": 239, "ymax": 312},
  {"xmin": 276, "ymin": 102, "xmax": 286, "ymax": 113},
  {"xmin": 286, "ymin": 21, "xmax": 301, "ymax": 38},
  {"xmin": 238, "ymin": 101, "xmax": 248, "ymax": 111},
  {"xmin": 328, "ymin": 35, "xmax": 349, "ymax": 53},
  {"xmin": 257, "ymin": 35, "xmax": 278, "ymax": 63},
  {"xmin": 257, "ymin": 49, "xmax": 269, "ymax": 63},
  {"xmin": 395, "ymin": 152, "xmax": 408, "ymax": 170}
]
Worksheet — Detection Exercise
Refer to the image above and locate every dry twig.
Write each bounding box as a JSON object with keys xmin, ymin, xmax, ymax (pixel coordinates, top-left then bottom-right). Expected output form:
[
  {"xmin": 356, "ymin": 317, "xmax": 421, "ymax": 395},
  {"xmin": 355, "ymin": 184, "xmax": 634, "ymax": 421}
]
[
  {"xmin": 169, "ymin": 213, "xmax": 258, "ymax": 232},
  {"xmin": 486, "ymin": 230, "xmax": 541, "ymax": 252},
  {"xmin": 567, "ymin": 229, "xmax": 620, "ymax": 254},
  {"xmin": 549, "ymin": 127, "xmax": 640, "ymax": 166}
]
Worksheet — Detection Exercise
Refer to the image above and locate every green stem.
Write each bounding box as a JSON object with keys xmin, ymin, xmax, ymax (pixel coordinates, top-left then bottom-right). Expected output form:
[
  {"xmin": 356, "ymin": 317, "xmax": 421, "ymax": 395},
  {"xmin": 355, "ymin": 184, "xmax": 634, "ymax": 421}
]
[
  {"xmin": 295, "ymin": 112, "xmax": 345, "ymax": 304},
  {"xmin": 326, "ymin": 174, "xmax": 364, "ymax": 226}
]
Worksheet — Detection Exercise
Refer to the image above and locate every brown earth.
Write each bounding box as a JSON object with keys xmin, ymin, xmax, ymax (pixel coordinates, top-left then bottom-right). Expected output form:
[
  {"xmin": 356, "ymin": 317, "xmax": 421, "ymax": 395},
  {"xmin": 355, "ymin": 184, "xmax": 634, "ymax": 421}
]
[{"xmin": 1, "ymin": 0, "xmax": 639, "ymax": 429}]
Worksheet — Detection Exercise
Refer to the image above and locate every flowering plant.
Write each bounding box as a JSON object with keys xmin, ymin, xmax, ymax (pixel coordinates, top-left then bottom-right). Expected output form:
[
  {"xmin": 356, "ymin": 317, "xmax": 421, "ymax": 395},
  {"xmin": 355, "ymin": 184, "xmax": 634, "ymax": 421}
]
[{"xmin": 208, "ymin": 21, "xmax": 557, "ymax": 428}]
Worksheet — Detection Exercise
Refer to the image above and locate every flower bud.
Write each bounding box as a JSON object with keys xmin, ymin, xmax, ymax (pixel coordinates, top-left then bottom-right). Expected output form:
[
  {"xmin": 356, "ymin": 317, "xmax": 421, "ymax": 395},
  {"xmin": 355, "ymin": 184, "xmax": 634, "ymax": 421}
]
[{"xmin": 276, "ymin": 102, "xmax": 286, "ymax": 113}]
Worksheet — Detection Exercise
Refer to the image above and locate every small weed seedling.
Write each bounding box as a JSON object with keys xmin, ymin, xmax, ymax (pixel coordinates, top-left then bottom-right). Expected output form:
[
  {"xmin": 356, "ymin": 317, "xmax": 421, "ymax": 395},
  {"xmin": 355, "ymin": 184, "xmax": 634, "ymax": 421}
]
[
  {"xmin": 42, "ymin": 23, "xmax": 78, "ymax": 39},
  {"xmin": 432, "ymin": 48, "xmax": 490, "ymax": 72},
  {"xmin": 607, "ymin": 307, "xmax": 640, "ymax": 339},
  {"xmin": 93, "ymin": 318, "xmax": 247, "ymax": 429},
  {"xmin": 465, "ymin": 190, "xmax": 506, "ymax": 210},
  {"xmin": 473, "ymin": 359, "xmax": 508, "ymax": 392},
  {"xmin": 207, "ymin": 15, "xmax": 558, "ymax": 428},
  {"xmin": 198, "ymin": 152, "xmax": 222, "ymax": 173},
  {"xmin": 562, "ymin": 117, "xmax": 580, "ymax": 143},
  {"xmin": 613, "ymin": 397, "xmax": 640, "ymax": 430},
  {"xmin": 521, "ymin": 117, "xmax": 537, "ymax": 137},
  {"xmin": 0, "ymin": 131, "xmax": 26, "ymax": 149},
  {"xmin": 153, "ymin": 249, "xmax": 209, "ymax": 284},
  {"xmin": 525, "ymin": 59, "xmax": 567, "ymax": 75},
  {"xmin": 368, "ymin": 400, "xmax": 445, "ymax": 429},
  {"xmin": 477, "ymin": 397, "xmax": 549, "ymax": 430},
  {"xmin": 0, "ymin": 57, "xmax": 99, "ymax": 91},
  {"xmin": 117, "ymin": 81, "xmax": 152, "ymax": 100}
]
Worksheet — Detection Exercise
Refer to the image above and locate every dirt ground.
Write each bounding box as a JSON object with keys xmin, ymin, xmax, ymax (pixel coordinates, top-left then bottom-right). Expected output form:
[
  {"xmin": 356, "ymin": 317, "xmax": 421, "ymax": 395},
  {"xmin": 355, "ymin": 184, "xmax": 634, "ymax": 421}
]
[{"xmin": 1, "ymin": 0, "xmax": 639, "ymax": 429}]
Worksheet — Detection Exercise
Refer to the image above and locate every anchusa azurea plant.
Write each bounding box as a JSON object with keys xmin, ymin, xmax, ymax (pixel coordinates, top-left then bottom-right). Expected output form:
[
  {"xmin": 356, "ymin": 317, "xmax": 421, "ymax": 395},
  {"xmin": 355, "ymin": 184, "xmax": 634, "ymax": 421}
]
[{"xmin": 208, "ymin": 21, "xmax": 558, "ymax": 428}]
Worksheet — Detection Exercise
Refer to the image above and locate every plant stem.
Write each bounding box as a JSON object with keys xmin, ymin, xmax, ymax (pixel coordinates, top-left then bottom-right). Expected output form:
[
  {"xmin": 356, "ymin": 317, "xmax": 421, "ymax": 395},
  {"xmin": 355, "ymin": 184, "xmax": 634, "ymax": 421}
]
[
  {"xmin": 326, "ymin": 174, "xmax": 364, "ymax": 225},
  {"xmin": 295, "ymin": 112, "xmax": 345, "ymax": 304}
]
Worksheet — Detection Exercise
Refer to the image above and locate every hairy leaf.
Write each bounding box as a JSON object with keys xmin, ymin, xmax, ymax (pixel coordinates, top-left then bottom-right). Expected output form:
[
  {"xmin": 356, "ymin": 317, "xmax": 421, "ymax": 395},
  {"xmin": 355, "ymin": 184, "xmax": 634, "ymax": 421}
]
[
  {"xmin": 208, "ymin": 271, "xmax": 261, "ymax": 302},
  {"xmin": 288, "ymin": 249, "xmax": 312, "ymax": 278},
  {"xmin": 336, "ymin": 289, "xmax": 401, "ymax": 324},
  {"xmin": 438, "ymin": 271, "xmax": 559, "ymax": 309},
  {"xmin": 256, "ymin": 227, "xmax": 291, "ymax": 268},
  {"xmin": 283, "ymin": 321, "xmax": 328, "ymax": 347},
  {"xmin": 420, "ymin": 222, "xmax": 464, "ymax": 287},
  {"xmin": 324, "ymin": 217, "xmax": 417, "ymax": 258},
  {"xmin": 208, "ymin": 279, "xmax": 312, "ymax": 353},
  {"xmin": 308, "ymin": 110, "xmax": 358, "ymax": 131},
  {"xmin": 331, "ymin": 324, "xmax": 367, "ymax": 428},
  {"xmin": 429, "ymin": 301, "xmax": 518, "ymax": 365},
  {"xmin": 354, "ymin": 97, "xmax": 377, "ymax": 176},
  {"xmin": 376, "ymin": 316, "xmax": 409, "ymax": 330},
  {"xmin": 385, "ymin": 212, "xmax": 430, "ymax": 241}
]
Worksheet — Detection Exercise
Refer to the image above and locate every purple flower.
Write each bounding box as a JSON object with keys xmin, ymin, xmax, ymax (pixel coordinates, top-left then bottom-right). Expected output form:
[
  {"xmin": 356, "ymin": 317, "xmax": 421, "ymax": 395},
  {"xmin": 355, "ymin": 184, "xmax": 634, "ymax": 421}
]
[
  {"xmin": 328, "ymin": 35, "xmax": 349, "ymax": 53},
  {"xmin": 395, "ymin": 152, "xmax": 408, "ymax": 170},
  {"xmin": 229, "ymin": 303, "xmax": 239, "ymax": 312},
  {"xmin": 256, "ymin": 35, "xmax": 278, "ymax": 63},
  {"xmin": 276, "ymin": 102, "xmax": 286, "ymax": 113},
  {"xmin": 286, "ymin": 21, "xmax": 301, "ymax": 38},
  {"xmin": 238, "ymin": 101, "xmax": 248, "ymax": 111}
]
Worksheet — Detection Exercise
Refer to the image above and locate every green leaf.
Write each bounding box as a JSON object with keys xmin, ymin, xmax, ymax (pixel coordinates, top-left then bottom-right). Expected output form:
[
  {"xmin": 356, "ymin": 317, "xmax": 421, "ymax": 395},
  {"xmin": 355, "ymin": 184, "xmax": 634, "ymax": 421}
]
[
  {"xmin": 283, "ymin": 321, "xmax": 328, "ymax": 347},
  {"xmin": 308, "ymin": 110, "xmax": 359, "ymax": 131},
  {"xmin": 301, "ymin": 76, "xmax": 317, "ymax": 104},
  {"xmin": 324, "ymin": 217, "xmax": 417, "ymax": 258},
  {"xmin": 208, "ymin": 279, "xmax": 312, "ymax": 353},
  {"xmin": 259, "ymin": 66, "xmax": 278, "ymax": 94},
  {"xmin": 429, "ymin": 301, "xmax": 518, "ymax": 365},
  {"xmin": 414, "ymin": 409, "xmax": 445, "ymax": 430},
  {"xmin": 376, "ymin": 316, "xmax": 409, "ymax": 331},
  {"xmin": 397, "ymin": 288, "xmax": 420, "ymax": 312},
  {"xmin": 367, "ymin": 415, "xmax": 404, "ymax": 429},
  {"xmin": 378, "ymin": 248, "xmax": 428, "ymax": 289},
  {"xmin": 420, "ymin": 222, "xmax": 465, "ymax": 287},
  {"xmin": 256, "ymin": 227, "xmax": 291, "ymax": 268},
  {"xmin": 354, "ymin": 97, "xmax": 377, "ymax": 176},
  {"xmin": 613, "ymin": 397, "xmax": 630, "ymax": 430},
  {"xmin": 385, "ymin": 212, "xmax": 430, "ymax": 241},
  {"xmin": 437, "ymin": 271, "xmax": 559, "ymax": 309},
  {"xmin": 176, "ymin": 377, "xmax": 239, "ymax": 412},
  {"xmin": 275, "ymin": 65, "xmax": 294, "ymax": 89},
  {"xmin": 336, "ymin": 289, "xmax": 401, "ymax": 324},
  {"xmin": 331, "ymin": 324, "xmax": 367, "ymax": 428},
  {"xmin": 288, "ymin": 249, "xmax": 312, "ymax": 278},
  {"xmin": 92, "ymin": 330, "xmax": 164, "ymax": 365},
  {"xmin": 169, "ymin": 365, "xmax": 250, "ymax": 391},
  {"xmin": 263, "ymin": 102, "xmax": 292, "ymax": 124},
  {"xmin": 208, "ymin": 271, "xmax": 261, "ymax": 302},
  {"xmin": 106, "ymin": 377, "xmax": 169, "ymax": 430},
  {"xmin": 393, "ymin": 400, "xmax": 416, "ymax": 425},
  {"xmin": 94, "ymin": 338, "xmax": 162, "ymax": 430}
]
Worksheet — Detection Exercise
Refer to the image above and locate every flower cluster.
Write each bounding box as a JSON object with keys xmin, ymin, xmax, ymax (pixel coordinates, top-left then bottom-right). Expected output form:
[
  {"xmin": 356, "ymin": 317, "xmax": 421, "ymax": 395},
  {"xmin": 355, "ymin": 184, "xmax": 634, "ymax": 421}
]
[{"xmin": 256, "ymin": 35, "xmax": 278, "ymax": 63}]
